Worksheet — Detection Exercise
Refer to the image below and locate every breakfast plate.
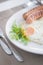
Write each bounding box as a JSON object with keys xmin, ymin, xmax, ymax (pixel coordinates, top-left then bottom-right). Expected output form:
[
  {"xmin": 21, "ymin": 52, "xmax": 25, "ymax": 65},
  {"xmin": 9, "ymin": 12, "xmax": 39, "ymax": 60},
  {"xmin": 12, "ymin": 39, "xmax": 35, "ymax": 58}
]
[{"xmin": 6, "ymin": 7, "xmax": 43, "ymax": 55}]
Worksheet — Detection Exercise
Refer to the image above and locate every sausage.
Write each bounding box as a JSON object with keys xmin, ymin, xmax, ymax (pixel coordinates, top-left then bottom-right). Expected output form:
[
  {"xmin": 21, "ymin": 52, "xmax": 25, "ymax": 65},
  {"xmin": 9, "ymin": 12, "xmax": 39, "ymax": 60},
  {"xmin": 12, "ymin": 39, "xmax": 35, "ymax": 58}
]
[
  {"xmin": 23, "ymin": 5, "xmax": 43, "ymax": 24},
  {"xmin": 23, "ymin": 5, "xmax": 43, "ymax": 20}
]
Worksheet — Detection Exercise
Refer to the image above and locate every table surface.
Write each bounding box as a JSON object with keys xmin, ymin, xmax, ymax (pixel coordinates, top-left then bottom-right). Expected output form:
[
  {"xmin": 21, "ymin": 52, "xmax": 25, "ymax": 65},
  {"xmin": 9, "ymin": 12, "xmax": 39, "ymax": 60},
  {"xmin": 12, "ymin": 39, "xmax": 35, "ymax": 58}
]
[{"xmin": 0, "ymin": 0, "xmax": 43, "ymax": 65}]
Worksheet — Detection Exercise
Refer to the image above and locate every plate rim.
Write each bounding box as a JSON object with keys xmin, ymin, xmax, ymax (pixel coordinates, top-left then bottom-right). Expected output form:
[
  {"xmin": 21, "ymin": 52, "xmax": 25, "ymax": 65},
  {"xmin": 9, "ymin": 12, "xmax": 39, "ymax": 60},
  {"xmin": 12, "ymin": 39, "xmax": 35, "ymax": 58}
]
[{"xmin": 5, "ymin": 8, "xmax": 43, "ymax": 55}]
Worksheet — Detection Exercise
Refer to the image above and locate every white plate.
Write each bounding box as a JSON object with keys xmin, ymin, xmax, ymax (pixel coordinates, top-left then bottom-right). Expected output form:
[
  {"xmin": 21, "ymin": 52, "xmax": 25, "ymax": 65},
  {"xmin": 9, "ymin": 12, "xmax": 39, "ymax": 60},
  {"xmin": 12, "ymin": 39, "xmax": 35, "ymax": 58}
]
[{"xmin": 6, "ymin": 8, "xmax": 43, "ymax": 55}]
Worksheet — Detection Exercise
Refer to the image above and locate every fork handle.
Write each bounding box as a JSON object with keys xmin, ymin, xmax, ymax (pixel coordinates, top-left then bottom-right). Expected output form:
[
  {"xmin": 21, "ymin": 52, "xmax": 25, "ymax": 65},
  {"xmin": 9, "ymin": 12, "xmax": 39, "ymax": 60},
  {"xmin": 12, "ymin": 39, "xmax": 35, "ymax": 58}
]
[
  {"xmin": 2, "ymin": 36, "xmax": 24, "ymax": 62},
  {"xmin": 0, "ymin": 39, "xmax": 12, "ymax": 55}
]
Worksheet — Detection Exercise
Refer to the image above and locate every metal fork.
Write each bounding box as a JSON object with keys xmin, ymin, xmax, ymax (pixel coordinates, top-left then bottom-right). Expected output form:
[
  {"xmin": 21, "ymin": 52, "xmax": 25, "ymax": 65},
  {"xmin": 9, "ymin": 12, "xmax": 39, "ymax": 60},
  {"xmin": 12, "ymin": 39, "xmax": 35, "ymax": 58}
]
[
  {"xmin": 0, "ymin": 28, "xmax": 24, "ymax": 62},
  {"xmin": 21, "ymin": 0, "xmax": 42, "ymax": 9},
  {"xmin": 36, "ymin": 0, "xmax": 42, "ymax": 5}
]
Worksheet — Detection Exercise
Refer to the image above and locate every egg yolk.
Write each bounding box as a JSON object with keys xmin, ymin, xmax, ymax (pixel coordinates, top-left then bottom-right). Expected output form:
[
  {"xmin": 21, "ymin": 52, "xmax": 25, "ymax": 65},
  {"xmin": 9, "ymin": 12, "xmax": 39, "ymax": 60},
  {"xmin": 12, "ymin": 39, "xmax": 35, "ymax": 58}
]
[{"xmin": 25, "ymin": 27, "xmax": 34, "ymax": 36}]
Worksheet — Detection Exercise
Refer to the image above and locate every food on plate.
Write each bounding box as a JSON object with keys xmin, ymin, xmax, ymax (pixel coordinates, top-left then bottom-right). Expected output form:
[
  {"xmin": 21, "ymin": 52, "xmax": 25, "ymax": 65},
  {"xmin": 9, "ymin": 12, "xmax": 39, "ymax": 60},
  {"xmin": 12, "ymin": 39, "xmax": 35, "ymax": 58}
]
[
  {"xmin": 10, "ymin": 22, "xmax": 30, "ymax": 45},
  {"xmin": 22, "ymin": 17, "xmax": 43, "ymax": 44},
  {"xmin": 10, "ymin": 17, "xmax": 43, "ymax": 45},
  {"xmin": 23, "ymin": 5, "xmax": 43, "ymax": 24},
  {"xmin": 9, "ymin": 5, "xmax": 43, "ymax": 45}
]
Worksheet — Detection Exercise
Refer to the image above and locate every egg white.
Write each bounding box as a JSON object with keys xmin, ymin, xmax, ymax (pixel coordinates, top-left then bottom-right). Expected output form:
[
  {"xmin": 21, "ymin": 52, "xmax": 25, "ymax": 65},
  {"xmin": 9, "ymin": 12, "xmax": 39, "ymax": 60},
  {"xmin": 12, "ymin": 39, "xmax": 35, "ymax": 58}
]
[{"xmin": 22, "ymin": 17, "xmax": 43, "ymax": 44}]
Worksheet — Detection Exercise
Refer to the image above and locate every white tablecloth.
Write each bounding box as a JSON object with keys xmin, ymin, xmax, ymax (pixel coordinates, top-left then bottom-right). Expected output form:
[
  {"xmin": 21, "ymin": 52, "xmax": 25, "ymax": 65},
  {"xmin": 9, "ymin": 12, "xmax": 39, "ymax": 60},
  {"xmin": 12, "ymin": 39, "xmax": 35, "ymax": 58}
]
[{"xmin": 0, "ymin": 0, "xmax": 29, "ymax": 12}]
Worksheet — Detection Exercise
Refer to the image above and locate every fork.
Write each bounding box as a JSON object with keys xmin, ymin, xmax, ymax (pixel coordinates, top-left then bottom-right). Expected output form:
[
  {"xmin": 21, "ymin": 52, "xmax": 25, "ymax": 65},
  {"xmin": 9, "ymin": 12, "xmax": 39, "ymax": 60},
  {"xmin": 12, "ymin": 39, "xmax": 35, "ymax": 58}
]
[
  {"xmin": 21, "ymin": 0, "xmax": 42, "ymax": 9},
  {"xmin": 0, "ymin": 28, "xmax": 24, "ymax": 62}
]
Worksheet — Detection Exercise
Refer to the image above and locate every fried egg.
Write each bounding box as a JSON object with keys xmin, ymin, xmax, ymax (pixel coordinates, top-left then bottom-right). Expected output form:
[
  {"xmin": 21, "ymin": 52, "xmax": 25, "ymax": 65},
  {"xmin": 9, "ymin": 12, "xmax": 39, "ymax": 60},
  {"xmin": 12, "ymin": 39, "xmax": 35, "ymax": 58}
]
[{"xmin": 22, "ymin": 17, "xmax": 43, "ymax": 44}]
